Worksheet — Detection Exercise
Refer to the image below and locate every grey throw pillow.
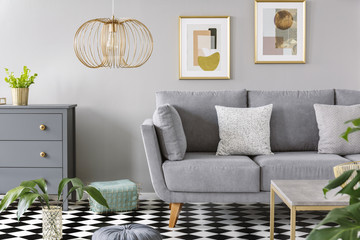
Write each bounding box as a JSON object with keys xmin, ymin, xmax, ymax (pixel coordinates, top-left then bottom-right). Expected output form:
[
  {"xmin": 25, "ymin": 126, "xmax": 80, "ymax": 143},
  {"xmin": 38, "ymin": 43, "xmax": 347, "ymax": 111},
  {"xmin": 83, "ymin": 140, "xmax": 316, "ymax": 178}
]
[
  {"xmin": 314, "ymin": 104, "xmax": 360, "ymax": 154},
  {"xmin": 153, "ymin": 104, "xmax": 187, "ymax": 160},
  {"xmin": 215, "ymin": 104, "xmax": 273, "ymax": 156}
]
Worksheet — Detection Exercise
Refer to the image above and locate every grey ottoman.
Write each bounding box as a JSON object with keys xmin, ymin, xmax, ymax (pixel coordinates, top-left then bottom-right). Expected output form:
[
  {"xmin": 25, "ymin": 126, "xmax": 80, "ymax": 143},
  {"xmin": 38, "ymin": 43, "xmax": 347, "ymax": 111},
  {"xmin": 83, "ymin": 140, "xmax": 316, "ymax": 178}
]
[{"xmin": 92, "ymin": 224, "xmax": 162, "ymax": 240}]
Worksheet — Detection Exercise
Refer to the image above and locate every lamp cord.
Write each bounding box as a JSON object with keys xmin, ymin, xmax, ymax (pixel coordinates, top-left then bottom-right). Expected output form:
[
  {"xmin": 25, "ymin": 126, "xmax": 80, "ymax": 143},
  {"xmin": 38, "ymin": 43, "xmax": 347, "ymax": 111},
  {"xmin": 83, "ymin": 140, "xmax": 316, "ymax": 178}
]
[{"xmin": 112, "ymin": 0, "xmax": 114, "ymax": 16}]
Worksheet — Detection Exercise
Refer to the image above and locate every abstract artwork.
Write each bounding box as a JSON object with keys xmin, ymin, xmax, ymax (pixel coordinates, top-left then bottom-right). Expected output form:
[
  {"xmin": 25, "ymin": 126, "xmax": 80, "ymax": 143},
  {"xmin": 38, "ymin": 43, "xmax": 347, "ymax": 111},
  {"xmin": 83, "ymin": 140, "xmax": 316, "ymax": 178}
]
[
  {"xmin": 255, "ymin": 0, "xmax": 306, "ymax": 63},
  {"xmin": 179, "ymin": 16, "xmax": 230, "ymax": 79}
]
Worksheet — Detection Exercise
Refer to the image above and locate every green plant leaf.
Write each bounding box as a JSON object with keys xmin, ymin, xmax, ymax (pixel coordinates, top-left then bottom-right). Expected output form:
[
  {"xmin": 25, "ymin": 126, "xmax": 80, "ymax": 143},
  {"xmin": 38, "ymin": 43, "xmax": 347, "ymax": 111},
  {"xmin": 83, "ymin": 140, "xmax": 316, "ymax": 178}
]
[
  {"xmin": 323, "ymin": 170, "xmax": 354, "ymax": 196},
  {"xmin": 338, "ymin": 170, "xmax": 360, "ymax": 198},
  {"xmin": 58, "ymin": 178, "xmax": 84, "ymax": 201},
  {"xmin": 16, "ymin": 193, "xmax": 39, "ymax": 221},
  {"xmin": 70, "ymin": 178, "xmax": 85, "ymax": 200},
  {"xmin": 20, "ymin": 178, "xmax": 47, "ymax": 194},
  {"xmin": 0, "ymin": 186, "xmax": 28, "ymax": 212},
  {"xmin": 65, "ymin": 186, "xmax": 82, "ymax": 201},
  {"xmin": 84, "ymin": 186, "xmax": 109, "ymax": 209},
  {"xmin": 342, "ymin": 127, "xmax": 360, "ymax": 141},
  {"xmin": 41, "ymin": 193, "xmax": 50, "ymax": 209},
  {"xmin": 307, "ymin": 202, "xmax": 360, "ymax": 240},
  {"xmin": 4, "ymin": 66, "xmax": 37, "ymax": 88},
  {"xmin": 345, "ymin": 118, "xmax": 360, "ymax": 127},
  {"xmin": 57, "ymin": 178, "xmax": 72, "ymax": 200}
]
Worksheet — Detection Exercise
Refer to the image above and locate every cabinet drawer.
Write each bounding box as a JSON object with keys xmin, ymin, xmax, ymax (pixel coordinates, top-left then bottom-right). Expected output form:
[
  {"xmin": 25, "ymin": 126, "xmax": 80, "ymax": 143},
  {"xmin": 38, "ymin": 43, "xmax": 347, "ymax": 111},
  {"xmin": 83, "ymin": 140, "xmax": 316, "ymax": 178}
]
[
  {"xmin": 0, "ymin": 168, "xmax": 62, "ymax": 194},
  {"xmin": 0, "ymin": 141, "xmax": 62, "ymax": 167},
  {"xmin": 0, "ymin": 114, "xmax": 62, "ymax": 140}
]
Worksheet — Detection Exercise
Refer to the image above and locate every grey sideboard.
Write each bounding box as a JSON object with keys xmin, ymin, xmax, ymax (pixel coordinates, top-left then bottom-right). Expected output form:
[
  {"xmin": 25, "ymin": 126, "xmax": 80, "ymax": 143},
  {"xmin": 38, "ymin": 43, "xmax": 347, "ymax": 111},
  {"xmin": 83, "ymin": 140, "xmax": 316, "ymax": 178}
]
[{"xmin": 0, "ymin": 104, "xmax": 76, "ymax": 210}]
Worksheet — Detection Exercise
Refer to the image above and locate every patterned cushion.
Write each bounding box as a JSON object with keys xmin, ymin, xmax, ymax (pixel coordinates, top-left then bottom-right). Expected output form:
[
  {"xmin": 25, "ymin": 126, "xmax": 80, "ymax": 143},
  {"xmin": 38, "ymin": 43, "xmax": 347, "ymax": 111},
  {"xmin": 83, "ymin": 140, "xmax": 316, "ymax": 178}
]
[
  {"xmin": 215, "ymin": 104, "xmax": 273, "ymax": 155},
  {"xmin": 89, "ymin": 179, "xmax": 138, "ymax": 213},
  {"xmin": 314, "ymin": 104, "xmax": 360, "ymax": 154}
]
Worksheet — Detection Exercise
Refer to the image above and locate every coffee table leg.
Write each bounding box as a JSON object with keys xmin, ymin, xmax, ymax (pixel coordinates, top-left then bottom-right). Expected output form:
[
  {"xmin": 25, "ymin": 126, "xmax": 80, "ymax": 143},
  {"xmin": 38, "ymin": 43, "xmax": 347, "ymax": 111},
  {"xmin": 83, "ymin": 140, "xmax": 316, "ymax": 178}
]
[
  {"xmin": 270, "ymin": 186, "xmax": 275, "ymax": 240},
  {"xmin": 290, "ymin": 207, "xmax": 296, "ymax": 240}
]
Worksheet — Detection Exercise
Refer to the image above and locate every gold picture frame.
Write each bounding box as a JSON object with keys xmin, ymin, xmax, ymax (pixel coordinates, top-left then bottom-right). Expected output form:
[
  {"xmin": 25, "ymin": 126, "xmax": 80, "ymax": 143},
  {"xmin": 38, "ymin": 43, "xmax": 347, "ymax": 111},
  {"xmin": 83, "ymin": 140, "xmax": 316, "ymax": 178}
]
[
  {"xmin": 255, "ymin": 0, "xmax": 306, "ymax": 64},
  {"xmin": 0, "ymin": 98, "xmax": 6, "ymax": 105},
  {"xmin": 179, "ymin": 16, "xmax": 230, "ymax": 79}
]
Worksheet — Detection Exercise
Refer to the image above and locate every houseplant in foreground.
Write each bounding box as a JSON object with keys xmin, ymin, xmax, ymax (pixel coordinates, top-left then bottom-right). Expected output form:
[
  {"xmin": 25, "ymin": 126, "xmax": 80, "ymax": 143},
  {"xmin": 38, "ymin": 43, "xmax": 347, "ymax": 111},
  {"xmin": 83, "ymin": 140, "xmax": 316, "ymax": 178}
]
[
  {"xmin": 4, "ymin": 66, "xmax": 38, "ymax": 105},
  {"xmin": 0, "ymin": 178, "xmax": 109, "ymax": 240},
  {"xmin": 307, "ymin": 118, "xmax": 360, "ymax": 240}
]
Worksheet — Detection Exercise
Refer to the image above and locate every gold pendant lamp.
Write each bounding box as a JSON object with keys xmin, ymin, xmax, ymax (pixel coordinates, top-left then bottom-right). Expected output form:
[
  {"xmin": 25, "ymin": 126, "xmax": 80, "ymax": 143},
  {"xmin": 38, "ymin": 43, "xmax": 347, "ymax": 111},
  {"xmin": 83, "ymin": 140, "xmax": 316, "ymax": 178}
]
[{"xmin": 74, "ymin": 0, "xmax": 153, "ymax": 68}]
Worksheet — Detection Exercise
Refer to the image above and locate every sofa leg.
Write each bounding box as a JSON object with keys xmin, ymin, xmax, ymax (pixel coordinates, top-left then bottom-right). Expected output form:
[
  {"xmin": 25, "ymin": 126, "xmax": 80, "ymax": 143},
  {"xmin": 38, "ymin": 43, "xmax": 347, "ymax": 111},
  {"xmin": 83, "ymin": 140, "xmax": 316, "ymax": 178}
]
[{"xmin": 169, "ymin": 203, "xmax": 183, "ymax": 228}]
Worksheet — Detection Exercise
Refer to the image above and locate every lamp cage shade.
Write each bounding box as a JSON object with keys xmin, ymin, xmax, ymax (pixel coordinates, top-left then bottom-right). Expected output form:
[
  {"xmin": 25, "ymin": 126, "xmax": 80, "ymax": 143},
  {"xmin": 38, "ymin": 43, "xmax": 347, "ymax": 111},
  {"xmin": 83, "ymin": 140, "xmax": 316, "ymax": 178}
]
[{"xmin": 74, "ymin": 17, "xmax": 153, "ymax": 68}]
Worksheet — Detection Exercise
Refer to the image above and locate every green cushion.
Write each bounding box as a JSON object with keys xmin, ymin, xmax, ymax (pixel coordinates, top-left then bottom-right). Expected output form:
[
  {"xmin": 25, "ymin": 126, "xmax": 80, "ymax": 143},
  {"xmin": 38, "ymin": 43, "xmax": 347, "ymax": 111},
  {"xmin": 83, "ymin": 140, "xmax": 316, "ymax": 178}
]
[{"xmin": 89, "ymin": 179, "xmax": 138, "ymax": 213}]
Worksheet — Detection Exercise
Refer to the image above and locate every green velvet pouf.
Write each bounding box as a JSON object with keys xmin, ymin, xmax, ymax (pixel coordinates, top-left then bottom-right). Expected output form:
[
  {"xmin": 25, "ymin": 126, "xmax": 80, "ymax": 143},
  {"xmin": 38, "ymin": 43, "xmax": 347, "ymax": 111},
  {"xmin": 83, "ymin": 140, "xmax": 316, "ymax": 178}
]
[{"xmin": 89, "ymin": 179, "xmax": 139, "ymax": 213}]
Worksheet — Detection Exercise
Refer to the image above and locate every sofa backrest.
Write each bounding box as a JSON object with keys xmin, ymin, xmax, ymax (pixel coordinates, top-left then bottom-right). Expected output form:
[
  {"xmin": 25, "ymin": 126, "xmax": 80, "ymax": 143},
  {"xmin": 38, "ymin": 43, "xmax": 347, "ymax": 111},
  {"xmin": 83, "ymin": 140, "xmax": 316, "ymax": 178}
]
[
  {"xmin": 156, "ymin": 90, "xmax": 247, "ymax": 152},
  {"xmin": 335, "ymin": 89, "xmax": 360, "ymax": 105},
  {"xmin": 248, "ymin": 90, "xmax": 335, "ymax": 152}
]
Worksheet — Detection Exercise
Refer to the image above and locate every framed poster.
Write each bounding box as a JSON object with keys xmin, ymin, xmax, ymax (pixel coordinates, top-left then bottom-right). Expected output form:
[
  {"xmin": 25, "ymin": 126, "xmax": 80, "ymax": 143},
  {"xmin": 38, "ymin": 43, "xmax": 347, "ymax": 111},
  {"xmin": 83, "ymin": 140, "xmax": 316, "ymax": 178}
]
[
  {"xmin": 179, "ymin": 16, "xmax": 230, "ymax": 79},
  {"xmin": 255, "ymin": 0, "xmax": 306, "ymax": 63}
]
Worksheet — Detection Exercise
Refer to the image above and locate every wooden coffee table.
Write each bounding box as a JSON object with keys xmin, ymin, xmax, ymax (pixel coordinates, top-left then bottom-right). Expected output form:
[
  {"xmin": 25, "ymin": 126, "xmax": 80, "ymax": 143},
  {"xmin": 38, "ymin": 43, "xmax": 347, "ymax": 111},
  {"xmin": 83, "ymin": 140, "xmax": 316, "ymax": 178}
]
[{"xmin": 270, "ymin": 180, "xmax": 349, "ymax": 240}]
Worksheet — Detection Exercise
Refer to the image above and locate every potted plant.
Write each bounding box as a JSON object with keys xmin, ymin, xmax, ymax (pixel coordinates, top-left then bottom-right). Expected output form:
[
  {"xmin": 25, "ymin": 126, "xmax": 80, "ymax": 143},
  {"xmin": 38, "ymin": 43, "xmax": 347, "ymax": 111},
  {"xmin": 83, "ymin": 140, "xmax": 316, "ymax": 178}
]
[
  {"xmin": 0, "ymin": 178, "xmax": 109, "ymax": 240},
  {"xmin": 4, "ymin": 66, "xmax": 38, "ymax": 106},
  {"xmin": 307, "ymin": 118, "xmax": 360, "ymax": 240}
]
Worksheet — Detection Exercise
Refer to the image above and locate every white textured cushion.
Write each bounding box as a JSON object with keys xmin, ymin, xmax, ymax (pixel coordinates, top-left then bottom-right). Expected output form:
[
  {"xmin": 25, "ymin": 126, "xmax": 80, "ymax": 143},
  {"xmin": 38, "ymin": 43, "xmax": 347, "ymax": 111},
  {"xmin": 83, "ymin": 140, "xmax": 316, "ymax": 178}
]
[
  {"xmin": 215, "ymin": 104, "xmax": 273, "ymax": 156},
  {"xmin": 153, "ymin": 104, "xmax": 187, "ymax": 160},
  {"xmin": 314, "ymin": 104, "xmax": 360, "ymax": 154}
]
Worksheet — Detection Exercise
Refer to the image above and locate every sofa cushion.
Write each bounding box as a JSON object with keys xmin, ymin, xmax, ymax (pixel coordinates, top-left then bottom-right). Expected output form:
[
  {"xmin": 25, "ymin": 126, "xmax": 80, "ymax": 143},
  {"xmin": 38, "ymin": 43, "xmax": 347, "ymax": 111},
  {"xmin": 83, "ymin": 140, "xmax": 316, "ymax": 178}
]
[
  {"xmin": 216, "ymin": 104, "xmax": 273, "ymax": 155},
  {"xmin": 344, "ymin": 154, "xmax": 360, "ymax": 162},
  {"xmin": 253, "ymin": 152, "xmax": 349, "ymax": 191},
  {"xmin": 156, "ymin": 91, "xmax": 247, "ymax": 152},
  {"xmin": 162, "ymin": 152, "xmax": 260, "ymax": 192},
  {"xmin": 335, "ymin": 89, "xmax": 360, "ymax": 105},
  {"xmin": 314, "ymin": 104, "xmax": 360, "ymax": 155},
  {"xmin": 153, "ymin": 104, "xmax": 187, "ymax": 160},
  {"xmin": 248, "ymin": 90, "xmax": 335, "ymax": 152}
]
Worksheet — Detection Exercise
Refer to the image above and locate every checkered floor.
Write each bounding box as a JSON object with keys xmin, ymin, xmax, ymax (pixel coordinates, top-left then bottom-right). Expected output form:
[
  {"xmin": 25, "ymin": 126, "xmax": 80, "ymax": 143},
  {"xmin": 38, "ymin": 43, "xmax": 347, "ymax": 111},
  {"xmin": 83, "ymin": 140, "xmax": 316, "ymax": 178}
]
[{"xmin": 0, "ymin": 199, "xmax": 327, "ymax": 239}]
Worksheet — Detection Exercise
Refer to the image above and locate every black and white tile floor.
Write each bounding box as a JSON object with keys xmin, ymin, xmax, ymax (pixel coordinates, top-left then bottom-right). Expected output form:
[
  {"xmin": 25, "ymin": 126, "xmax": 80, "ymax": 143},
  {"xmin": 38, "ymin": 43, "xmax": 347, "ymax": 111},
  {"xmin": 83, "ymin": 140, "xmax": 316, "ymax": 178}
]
[{"xmin": 0, "ymin": 199, "xmax": 327, "ymax": 240}]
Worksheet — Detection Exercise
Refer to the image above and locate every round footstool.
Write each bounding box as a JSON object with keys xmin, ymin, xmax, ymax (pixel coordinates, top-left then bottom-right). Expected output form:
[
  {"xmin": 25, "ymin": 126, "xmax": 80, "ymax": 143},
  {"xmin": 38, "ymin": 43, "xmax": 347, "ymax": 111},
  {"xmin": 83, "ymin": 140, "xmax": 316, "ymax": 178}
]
[{"xmin": 92, "ymin": 224, "xmax": 162, "ymax": 240}]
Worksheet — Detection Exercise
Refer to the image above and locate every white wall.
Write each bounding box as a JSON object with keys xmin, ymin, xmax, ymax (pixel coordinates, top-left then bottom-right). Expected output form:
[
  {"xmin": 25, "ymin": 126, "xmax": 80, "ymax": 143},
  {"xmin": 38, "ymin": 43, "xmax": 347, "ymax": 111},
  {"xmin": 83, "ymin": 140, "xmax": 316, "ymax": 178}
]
[{"xmin": 0, "ymin": 0, "xmax": 359, "ymax": 192}]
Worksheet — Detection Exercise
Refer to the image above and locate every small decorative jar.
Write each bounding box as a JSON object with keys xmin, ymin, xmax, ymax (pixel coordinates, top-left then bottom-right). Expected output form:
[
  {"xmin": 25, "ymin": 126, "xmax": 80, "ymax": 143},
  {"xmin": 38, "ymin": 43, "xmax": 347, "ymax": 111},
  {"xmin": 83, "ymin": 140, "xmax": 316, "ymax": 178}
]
[{"xmin": 42, "ymin": 206, "xmax": 62, "ymax": 240}]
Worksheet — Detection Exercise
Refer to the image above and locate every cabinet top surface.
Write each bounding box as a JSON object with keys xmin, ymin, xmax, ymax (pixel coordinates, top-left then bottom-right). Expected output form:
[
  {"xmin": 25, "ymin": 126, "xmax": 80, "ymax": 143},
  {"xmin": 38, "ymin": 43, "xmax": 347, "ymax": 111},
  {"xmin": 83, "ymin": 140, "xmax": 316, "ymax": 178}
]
[{"xmin": 0, "ymin": 104, "xmax": 77, "ymax": 109}]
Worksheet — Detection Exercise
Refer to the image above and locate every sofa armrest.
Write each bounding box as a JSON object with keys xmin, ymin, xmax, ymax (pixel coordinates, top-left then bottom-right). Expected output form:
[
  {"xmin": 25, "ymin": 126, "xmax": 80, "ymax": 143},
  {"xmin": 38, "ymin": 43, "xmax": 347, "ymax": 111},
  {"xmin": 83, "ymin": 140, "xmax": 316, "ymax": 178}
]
[{"xmin": 141, "ymin": 119, "xmax": 171, "ymax": 202}]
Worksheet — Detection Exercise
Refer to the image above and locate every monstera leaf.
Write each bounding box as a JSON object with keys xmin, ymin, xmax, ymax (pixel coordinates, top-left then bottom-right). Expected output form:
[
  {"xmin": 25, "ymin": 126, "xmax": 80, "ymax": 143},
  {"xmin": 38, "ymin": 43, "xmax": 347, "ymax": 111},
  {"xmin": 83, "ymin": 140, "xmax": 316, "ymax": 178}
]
[
  {"xmin": 342, "ymin": 118, "xmax": 360, "ymax": 141},
  {"xmin": 307, "ymin": 170, "xmax": 360, "ymax": 239},
  {"xmin": 307, "ymin": 202, "xmax": 360, "ymax": 240}
]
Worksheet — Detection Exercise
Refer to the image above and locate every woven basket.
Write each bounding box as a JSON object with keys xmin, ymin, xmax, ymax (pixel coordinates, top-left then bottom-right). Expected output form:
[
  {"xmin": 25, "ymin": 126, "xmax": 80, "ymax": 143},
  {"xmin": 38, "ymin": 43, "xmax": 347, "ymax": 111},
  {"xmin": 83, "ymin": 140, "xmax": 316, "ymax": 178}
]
[{"xmin": 333, "ymin": 161, "xmax": 360, "ymax": 188}]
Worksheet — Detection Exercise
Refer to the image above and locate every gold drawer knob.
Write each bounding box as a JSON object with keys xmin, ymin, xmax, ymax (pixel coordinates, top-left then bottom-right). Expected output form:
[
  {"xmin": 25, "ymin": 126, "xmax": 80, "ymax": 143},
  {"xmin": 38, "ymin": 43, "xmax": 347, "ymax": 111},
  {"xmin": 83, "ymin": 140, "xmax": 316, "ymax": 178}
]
[
  {"xmin": 40, "ymin": 152, "xmax": 46, "ymax": 158},
  {"xmin": 40, "ymin": 124, "xmax": 46, "ymax": 131}
]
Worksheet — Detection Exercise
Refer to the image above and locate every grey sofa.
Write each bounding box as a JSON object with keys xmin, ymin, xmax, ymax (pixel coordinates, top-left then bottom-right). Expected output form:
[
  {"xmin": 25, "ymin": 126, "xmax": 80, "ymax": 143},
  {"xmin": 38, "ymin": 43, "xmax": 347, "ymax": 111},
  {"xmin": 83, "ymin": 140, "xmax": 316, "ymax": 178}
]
[{"xmin": 141, "ymin": 89, "xmax": 360, "ymax": 227}]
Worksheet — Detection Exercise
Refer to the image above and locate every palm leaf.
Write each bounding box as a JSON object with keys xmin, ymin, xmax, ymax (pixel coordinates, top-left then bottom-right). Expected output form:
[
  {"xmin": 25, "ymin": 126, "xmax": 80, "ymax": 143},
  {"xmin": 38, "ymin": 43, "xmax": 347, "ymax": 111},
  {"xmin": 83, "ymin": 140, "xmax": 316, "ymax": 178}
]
[
  {"xmin": 70, "ymin": 178, "xmax": 85, "ymax": 200},
  {"xmin": 16, "ymin": 193, "xmax": 40, "ymax": 221},
  {"xmin": 84, "ymin": 186, "xmax": 109, "ymax": 209},
  {"xmin": 0, "ymin": 186, "xmax": 28, "ymax": 212},
  {"xmin": 20, "ymin": 178, "xmax": 47, "ymax": 194},
  {"xmin": 57, "ymin": 178, "xmax": 72, "ymax": 200}
]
